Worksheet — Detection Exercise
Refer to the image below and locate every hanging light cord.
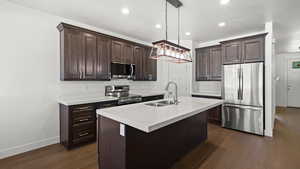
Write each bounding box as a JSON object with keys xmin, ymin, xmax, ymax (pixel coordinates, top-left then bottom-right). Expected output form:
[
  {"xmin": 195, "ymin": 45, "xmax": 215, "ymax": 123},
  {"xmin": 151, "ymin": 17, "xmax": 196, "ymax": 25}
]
[
  {"xmin": 165, "ymin": 0, "xmax": 168, "ymax": 41},
  {"xmin": 178, "ymin": 7, "xmax": 180, "ymax": 46}
]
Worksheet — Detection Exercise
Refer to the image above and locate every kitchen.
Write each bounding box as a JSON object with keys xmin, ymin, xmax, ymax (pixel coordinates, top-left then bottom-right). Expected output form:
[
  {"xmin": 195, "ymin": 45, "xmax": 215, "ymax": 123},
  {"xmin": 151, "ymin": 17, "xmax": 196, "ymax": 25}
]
[{"xmin": 1, "ymin": 0, "xmax": 300, "ymax": 169}]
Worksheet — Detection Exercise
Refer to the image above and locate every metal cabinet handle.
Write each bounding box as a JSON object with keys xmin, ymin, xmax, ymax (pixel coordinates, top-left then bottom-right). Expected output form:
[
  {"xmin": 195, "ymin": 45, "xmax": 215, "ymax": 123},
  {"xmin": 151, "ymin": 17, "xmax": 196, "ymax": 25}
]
[
  {"xmin": 79, "ymin": 132, "xmax": 89, "ymax": 137},
  {"xmin": 76, "ymin": 106, "xmax": 93, "ymax": 111},
  {"xmin": 79, "ymin": 118, "xmax": 90, "ymax": 122}
]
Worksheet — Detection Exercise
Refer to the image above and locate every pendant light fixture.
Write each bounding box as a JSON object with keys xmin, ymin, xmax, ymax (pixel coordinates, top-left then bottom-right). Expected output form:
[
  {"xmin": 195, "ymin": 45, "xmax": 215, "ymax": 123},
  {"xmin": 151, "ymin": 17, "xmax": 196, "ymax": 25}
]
[{"xmin": 150, "ymin": 0, "xmax": 192, "ymax": 63}]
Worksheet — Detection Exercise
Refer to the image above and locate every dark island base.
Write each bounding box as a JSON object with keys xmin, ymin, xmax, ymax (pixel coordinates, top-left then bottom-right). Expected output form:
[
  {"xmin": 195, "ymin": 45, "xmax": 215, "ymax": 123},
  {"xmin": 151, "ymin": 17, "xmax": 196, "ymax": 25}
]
[{"xmin": 98, "ymin": 110, "xmax": 208, "ymax": 169}]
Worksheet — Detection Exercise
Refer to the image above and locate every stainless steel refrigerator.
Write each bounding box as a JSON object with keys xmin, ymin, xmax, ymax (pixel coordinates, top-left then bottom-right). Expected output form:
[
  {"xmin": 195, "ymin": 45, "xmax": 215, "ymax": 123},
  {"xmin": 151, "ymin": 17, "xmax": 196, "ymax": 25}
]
[{"xmin": 222, "ymin": 62, "xmax": 264, "ymax": 135}]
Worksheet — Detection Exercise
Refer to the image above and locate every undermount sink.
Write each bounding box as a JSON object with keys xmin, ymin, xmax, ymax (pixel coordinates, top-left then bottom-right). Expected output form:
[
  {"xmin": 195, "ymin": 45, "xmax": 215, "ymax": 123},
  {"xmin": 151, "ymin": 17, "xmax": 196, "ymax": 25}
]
[{"xmin": 145, "ymin": 100, "xmax": 177, "ymax": 107}]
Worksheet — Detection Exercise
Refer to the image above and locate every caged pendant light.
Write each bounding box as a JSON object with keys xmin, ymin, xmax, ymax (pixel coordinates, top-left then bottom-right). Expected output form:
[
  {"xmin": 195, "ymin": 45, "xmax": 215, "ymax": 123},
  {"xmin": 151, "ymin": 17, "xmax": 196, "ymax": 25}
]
[{"xmin": 150, "ymin": 0, "xmax": 192, "ymax": 63}]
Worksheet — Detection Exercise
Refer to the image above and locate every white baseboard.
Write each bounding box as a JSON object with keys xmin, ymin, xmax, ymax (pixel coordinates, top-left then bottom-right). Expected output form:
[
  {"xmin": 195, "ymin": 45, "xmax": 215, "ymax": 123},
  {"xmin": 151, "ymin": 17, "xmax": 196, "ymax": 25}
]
[{"xmin": 0, "ymin": 136, "xmax": 59, "ymax": 159}]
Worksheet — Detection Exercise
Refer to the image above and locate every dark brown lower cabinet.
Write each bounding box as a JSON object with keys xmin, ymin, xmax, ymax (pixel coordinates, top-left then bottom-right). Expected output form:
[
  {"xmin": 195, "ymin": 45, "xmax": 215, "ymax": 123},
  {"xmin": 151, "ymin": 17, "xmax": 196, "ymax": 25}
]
[
  {"xmin": 98, "ymin": 109, "xmax": 209, "ymax": 169},
  {"xmin": 207, "ymin": 106, "xmax": 222, "ymax": 125},
  {"xmin": 60, "ymin": 103, "xmax": 97, "ymax": 149},
  {"xmin": 60, "ymin": 95, "xmax": 164, "ymax": 149},
  {"xmin": 60, "ymin": 100, "xmax": 118, "ymax": 149},
  {"xmin": 191, "ymin": 95, "xmax": 222, "ymax": 125}
]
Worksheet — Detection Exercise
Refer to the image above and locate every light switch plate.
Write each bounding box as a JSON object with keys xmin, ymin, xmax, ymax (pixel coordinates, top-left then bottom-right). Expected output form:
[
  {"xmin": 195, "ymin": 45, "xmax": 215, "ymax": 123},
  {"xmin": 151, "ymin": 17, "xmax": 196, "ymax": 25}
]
[{"xmin": 120, "ymin": 124, "xmax": 125, "ymax": 136}]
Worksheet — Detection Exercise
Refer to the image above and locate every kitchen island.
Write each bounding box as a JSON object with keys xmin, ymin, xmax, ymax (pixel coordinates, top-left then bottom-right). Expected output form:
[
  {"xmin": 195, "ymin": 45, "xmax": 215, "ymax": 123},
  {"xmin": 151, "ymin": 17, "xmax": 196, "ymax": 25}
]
[{"xmin": 97, "ymin": 97, "xmax": 223, "ymax": 169}]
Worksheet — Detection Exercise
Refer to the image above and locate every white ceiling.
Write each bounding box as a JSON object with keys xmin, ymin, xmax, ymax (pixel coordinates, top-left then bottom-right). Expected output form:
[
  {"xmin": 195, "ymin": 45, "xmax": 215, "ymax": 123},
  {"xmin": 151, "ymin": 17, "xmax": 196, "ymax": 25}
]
[{"xmin": 7, "ymin": 0, "xmax": 300, "ymax": 53}]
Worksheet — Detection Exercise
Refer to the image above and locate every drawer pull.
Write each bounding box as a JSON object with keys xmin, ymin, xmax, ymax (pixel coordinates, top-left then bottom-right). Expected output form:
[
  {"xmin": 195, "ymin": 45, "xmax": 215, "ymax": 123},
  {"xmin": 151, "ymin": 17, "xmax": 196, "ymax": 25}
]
[
  {"xmin": 78, "ymin": 106, "xmax": 93, "ymax": 110},
  {"xmin": 79, "ymin": 118, "xmax": 90, "ymax": 122},
  {"xmin": 79, "ymin": 132, "xmax": 89, "ymax": 137}
]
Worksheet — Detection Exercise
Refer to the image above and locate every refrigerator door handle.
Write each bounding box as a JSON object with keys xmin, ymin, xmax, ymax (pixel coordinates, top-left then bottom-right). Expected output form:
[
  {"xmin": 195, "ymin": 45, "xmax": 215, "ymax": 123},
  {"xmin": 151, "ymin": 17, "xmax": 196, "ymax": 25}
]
[
  {"xmin": 241, "ymin": 67, "xmax": 244, "ymax": 100},
  {"xmin": 224, "ymin": 104, "xmax": 262, "ymax": 111},
  {"xmin": 238, "ymin": 67, "xmax": 241, "ymax": 100}
]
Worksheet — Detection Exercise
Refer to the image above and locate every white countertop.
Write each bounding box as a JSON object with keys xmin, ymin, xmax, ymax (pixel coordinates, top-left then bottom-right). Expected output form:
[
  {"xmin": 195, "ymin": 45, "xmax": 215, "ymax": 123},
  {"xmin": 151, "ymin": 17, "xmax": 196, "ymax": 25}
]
[
  {"xmin": 58, "ymin": 91, "xmax": 165, "ymax": 106},
  {"xmin": 58, "ymin": 95, "xmax": 118, "ymax": 106},
  {"xmin": 97, "ymin": 97, "xmax": 223, "ymax": 133}
]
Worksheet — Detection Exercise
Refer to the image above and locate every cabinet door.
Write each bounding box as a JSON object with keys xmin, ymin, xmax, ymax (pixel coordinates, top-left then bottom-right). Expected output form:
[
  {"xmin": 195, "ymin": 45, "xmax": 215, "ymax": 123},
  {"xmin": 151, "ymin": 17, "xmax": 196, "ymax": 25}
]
[
  {"xmin": 144, "ymin": 47, "xmax": 157, "ymax": 81},
  {"xmin": 82, "ymin": 32, "xmax": 97, "ymax": 80},
  {"xmin": 111, "ymin": 40, "xmax": 123, "ymax": 63},
  {"xmin": 209, "ymin": 46, "xmax": 222, "ymax": 81},
  {"xmin": 62, "ymin": 28, "xmax": 83, "ymax": 80},
  {"xmin": 208, "ymin": 106, "xmax": 222, "ymax": 124},
  {"xmin": 96, "ymin": 35, "xmax": 111, "ymax": 80},
  {"xmin": 195, "ymin": 49, "xmax": 201, "ymax": 81},
  {"xmin": 133, "ymin": 46, "xmax": 144, "ymax": 81},
  {"xmin": 242, "ymin": 37, "xmax": 265, "ymax": 63},
  {"xmin": 142, "ymin": 48, "xmax": 148, "ymax": 80},
  {"xmin": 222, "ymin": 41, "xmax": 242, "ymax": 65},
  {"xmin": 196, "ymin": 48, "xmax": 210, "ymax": 81},
  {"xmin": 123, "ymin": 43, "xmax": 134, "ymax": 64}
]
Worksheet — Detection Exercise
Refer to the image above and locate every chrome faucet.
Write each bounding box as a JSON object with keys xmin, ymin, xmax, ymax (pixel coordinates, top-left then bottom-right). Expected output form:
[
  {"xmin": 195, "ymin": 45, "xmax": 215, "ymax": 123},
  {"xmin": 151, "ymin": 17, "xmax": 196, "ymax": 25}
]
[{"xmin": 165, "ymin": 81, "xmax": 178, "ymax": 104}]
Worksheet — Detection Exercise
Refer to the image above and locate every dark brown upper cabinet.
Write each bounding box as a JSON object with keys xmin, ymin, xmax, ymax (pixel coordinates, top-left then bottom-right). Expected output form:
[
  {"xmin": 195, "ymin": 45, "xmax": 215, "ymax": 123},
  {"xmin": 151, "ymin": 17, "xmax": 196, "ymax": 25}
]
[
  {"xmin": 58, "ymin": 23, "xmax": 156, "ymax": 81},
  {"xmin": 222, "ymin": 41, "xmax": 242, "ymax": 65},
  {"xmin": 82, "ymin": 32, "xmax": 97, "ymax": 80},
  {"xmin": 221, "ymin": 33, "xmax": 267, "ymax": 65},
  {"xmin": 195, "ymin": 48, "xmax": 211, "ymax": 81},
  {"xmin": 195, "ymin": 45, "xmax": 221, "ymax": 81},
  {"xmin": 133, "ymin": 46, "xmax": 157, "ymax": 81},
  {"xmin": 209, "ymin": 46, "xmax": 222, "ymax": 80},
  {"xmin": 59, "ymin": 26, "xmax": 83, "ymax": 80},
  {"xmin": 133, "ymin": 46, "xmax": 144, "ymax": 81},
  {"xmin": 242, "ymin": 36, "xmax": 265, "ymax": 63},
  {"xmin": 58, "ymin": 23, "xmax": 111, "ymax": 81},
  {"xmin": 111, "ymin": 40, "xmax": 123, "ymax": 63},
  {"xmin": 96, "ymin": 35, "xmax": 111, "ymax": 80},
  {"xmin": 123, "ymin": 43, "xmax": 134, "ymax": 64},
  {"xmin": 145, "ymin": 47, "xmax": 157, "ymax": 81}
]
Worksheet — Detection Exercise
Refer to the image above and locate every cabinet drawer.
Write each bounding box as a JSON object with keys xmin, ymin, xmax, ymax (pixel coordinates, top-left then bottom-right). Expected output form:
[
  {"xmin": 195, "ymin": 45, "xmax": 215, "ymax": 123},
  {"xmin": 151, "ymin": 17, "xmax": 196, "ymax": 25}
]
[
  {"xmin": 72, "ymin": 124, "xmax": 96, "ymax": 143},
  {"xmin": 71, "ymin": 104, "xmax": 95, "ymax": 113},
  {"xmin": 96, "ymin": 101, "xmax": 118, "ymax": 109},
  {"xmin": 72, "ymin": 114, "xmax": 94, "ymax": 125}
]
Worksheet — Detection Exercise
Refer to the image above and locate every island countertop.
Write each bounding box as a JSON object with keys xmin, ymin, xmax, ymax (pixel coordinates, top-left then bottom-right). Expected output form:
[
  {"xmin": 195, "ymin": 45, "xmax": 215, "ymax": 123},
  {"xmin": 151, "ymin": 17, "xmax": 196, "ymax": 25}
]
[{"xmin": 97, "ymin": 96, "xmax": 223, "ymax": 133}]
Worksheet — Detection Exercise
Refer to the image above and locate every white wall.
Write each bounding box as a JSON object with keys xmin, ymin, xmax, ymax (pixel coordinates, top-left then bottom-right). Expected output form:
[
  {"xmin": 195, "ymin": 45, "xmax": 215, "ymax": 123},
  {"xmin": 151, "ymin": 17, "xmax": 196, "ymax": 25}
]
[
  {"xmin": 276, "ymin": 52, "xmax": 300, "ymax": 107},
  {"xmin": 265, "ymin": 22, "xmax": 275, "ymax": 137},
  {"xmin": 0, "ymin": 2, "xmax": 194, "ymax": 159}
]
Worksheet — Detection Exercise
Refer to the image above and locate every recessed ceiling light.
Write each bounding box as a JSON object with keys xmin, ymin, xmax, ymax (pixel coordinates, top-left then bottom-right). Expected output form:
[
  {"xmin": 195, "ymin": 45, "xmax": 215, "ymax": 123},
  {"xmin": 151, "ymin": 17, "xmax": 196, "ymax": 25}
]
[
  {"xmin": 220, "ymin": 0, "xmax": 230, "ymax": 5},
  {"xmin": 218, "ymin": 22, "xmax": 226, "ymax": 27},
  {"xmin": 185, "ymin": 32, "xmax": 191, "ymax": 36},
  {"xmin": 155, "ymin": 24, "xmax": 162, "ymax": 29},
  {"xmin": 121, "ymin": 7, "xmax": 130, "ymax": 15}
]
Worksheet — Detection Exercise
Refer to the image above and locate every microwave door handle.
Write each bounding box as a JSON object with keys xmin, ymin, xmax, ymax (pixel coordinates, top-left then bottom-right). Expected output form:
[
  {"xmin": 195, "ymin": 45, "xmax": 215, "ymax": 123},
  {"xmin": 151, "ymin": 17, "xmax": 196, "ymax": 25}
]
[{"xmin": 130, "ymin": 64, "xmax": 134, "ymax": 77}]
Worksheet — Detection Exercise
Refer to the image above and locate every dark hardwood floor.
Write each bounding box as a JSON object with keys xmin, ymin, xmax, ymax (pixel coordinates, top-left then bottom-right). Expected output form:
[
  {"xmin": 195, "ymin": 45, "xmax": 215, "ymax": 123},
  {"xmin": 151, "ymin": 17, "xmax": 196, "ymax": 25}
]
[{"xmin": 1, "ymin": 107, "xmax": 300, "ymax": 169}]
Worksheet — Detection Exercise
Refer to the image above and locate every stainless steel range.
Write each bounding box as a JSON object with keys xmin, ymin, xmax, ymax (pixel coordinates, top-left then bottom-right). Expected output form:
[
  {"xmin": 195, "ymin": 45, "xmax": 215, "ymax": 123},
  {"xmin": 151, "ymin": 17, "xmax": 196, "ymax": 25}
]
[{"xmin": 105, "ymin": 85, "xmax": 142, "ymax": 105}]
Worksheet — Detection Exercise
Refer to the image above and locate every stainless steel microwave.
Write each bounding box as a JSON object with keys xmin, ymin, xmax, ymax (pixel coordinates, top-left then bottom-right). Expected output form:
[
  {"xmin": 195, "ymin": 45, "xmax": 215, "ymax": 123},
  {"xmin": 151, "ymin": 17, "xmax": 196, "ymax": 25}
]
[{"xmin": 111, "ymin": 63, "xmax": 135, "ymax": 79}]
